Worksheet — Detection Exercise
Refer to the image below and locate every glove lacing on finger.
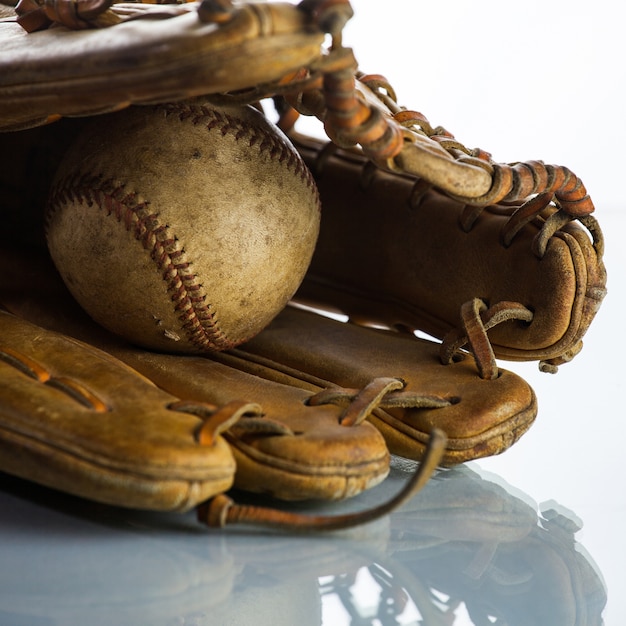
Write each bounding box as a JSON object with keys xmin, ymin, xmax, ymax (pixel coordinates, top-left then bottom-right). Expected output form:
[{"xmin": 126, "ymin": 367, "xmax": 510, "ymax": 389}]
[
  {"xmin": 355, "ymin": 73, "xmax": 596, "ymax": 218},
  {"xmin": 197, "ymin": 427, "xmax": 447, "ymax": 531},
  {"xmin": 176, "ymin": 378, "xmax": 449, "ymax": 532},
  {"xmin": 307, "ymin": 376, "xmax": 452, "ymax": 426},
  {"xmin": 278, "ymin": 60, "xmax": 598, "ymax": 218},
  {"xmin": 155, "ymin": 390, "xmax": 448, "ymax": 530},
  {"xmin": 302, "ymin": 137, "xmax": 605, "ymax": 377},
  {"xmin": 439, "ymin": 299, "xmax": 534, "ymax": 381},
  {"xmin": 0, "ymin": 351, "xmax": 446, "ymax": 532}
]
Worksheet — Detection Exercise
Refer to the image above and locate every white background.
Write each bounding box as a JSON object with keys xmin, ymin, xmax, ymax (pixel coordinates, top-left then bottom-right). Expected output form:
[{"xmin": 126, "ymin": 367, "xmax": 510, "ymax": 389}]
[{"xmin": 340, "ymin": 0, "xmax": 624, "ymax": 216}]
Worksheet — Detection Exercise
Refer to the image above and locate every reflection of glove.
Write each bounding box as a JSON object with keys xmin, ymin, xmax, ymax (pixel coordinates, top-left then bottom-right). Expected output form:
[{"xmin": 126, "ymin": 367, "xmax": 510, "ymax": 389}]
[
  {"xmin": 0, "ymin": 475, "xmax": 238, "ymax": 625},
  {"xmin": 320, "ymin": 464, "xmax": 607, "ymax": 626},
  {"xmin": 388, "ymin": 465, "xmax": 607, "ymax": 626},
  {"xmin": 0, "ymin": 471, "xmax": 378, "ymax": 626},
  {"xmin": 0, "ymin": 463, "xmax": 606, "ymax": 625}
]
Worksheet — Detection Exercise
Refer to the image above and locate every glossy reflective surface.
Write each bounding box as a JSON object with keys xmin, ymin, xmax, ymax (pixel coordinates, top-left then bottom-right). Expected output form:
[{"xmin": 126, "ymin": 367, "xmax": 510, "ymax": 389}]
[{"xmin": 0, "ymin": 453, "xmax": 611, "ymax": 625}]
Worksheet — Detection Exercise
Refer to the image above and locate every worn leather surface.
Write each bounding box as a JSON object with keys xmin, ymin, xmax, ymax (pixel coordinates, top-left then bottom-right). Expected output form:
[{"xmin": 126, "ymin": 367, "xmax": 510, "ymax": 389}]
[
  {"xmin": 0, "ymin": 1, "xmax": 325, "ymax": 131},
  {"xmin": 235, "ymin": 306, "xmax": 537, "ymax": 466},
  {"xmin": 0, "ymin": 309, "xmax": 236, "ymax": 512},
  {"xmin": 0, "ymin": 244, "xmax": 390, "ymax": 501},
  {"xmin": 293, "ymin": 135, "xmax": 607, "ymax": 366}
]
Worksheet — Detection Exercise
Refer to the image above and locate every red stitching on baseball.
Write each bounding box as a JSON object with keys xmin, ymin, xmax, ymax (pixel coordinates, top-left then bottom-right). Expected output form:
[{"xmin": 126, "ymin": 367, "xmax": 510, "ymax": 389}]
[
  {"xmin": 159, "ymin": 102, "xmax": 320, "ymax": 202},
  {"xmin": 46, "ymin": 174, "xmax": 237, "ymax": 352}
]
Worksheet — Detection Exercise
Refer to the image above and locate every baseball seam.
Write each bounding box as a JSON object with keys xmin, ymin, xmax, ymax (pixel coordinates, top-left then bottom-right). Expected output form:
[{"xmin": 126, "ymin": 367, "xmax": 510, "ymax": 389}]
[
  {"xmin": 159, "ymin": 102, "xmax": 320, "ymax": 201},
  {"xmin": 46, "ymin": 104, "xmax": 318, "ymax": 353},
  {"xmin": 47, "ymin": 173, "xmax": 236, "ymax": 352}
]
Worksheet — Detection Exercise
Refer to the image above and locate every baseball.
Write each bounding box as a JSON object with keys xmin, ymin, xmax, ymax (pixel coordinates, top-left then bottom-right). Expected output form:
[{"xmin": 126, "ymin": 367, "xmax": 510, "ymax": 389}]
[{"xmin": 45, "ymin": 100, "xmax": 320, "ymax": 353}]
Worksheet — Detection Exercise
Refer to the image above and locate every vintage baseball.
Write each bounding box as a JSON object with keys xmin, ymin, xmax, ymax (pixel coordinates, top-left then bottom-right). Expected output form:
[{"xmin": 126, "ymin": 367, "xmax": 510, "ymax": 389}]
[{"xmin": 46, "ymin": 101, "xmax": 320, "ymax": 353}]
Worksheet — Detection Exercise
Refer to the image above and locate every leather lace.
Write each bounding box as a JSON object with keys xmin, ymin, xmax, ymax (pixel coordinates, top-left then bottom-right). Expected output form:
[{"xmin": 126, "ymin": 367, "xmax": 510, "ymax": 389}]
[
  {"xmin": 346, "ymin": 73, "xmax": 596, "ymax": 218},
  {"xmin": 179, "ymin": 377, "xmax": 448, "ymax": 531},
  {"xmin": 439, "ymin": 299, "xmax": 534, "ymax": 381},
  {"xmin": 197, "ymin": 427, "xmax": 447, "ymax": 531},
  {"xmin": 308, "ymin": 377, "xmax": 451, "ymax": 426}
]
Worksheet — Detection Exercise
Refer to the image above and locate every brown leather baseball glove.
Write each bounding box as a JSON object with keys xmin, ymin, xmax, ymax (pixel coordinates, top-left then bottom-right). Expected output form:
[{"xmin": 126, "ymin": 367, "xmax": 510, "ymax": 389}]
[
  {"xmin": 0, "ymin": 0, "xmax": 605, "ymax": 526},
  {"xmin": 0, "ymin": 243, "xmax": 447, "ymax": 530},
  {"xmin": 0, "ymin": 0, "xmax": 452, "ymax": 528}
]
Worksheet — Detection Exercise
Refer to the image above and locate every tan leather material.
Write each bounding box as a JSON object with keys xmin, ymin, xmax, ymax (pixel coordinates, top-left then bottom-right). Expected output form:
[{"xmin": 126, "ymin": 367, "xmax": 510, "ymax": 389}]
[
  {"xmin": 292, "ymin": 135, "xmax": 607, "ymax": 369},
  {"xmin": 106, "ymin": 349, "xmax": 391, "ymax": 501},
  {"xmin": 0, "ymin": 2, "xmax": 325, "ymax": 131},
  {"xmin": 0, "ymin": 310, "xmax": 236, "ymax": 512},
  {"xmin": 232, "ymin": 306, "xmax": 537, "ymax": 466},
  {"xmin": 0, "ymin": 245, "xmax": 390, "ymax": 501}
]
